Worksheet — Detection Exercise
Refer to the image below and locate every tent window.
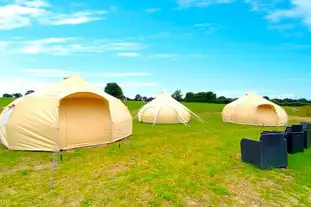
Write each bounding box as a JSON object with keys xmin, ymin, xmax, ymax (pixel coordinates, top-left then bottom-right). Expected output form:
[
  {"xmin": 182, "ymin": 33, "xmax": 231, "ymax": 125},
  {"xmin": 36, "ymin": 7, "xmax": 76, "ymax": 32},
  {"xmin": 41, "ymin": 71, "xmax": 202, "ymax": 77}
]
[{"xmin": 1, "ymin": 107, "xmax": 14, "ymax": 127}]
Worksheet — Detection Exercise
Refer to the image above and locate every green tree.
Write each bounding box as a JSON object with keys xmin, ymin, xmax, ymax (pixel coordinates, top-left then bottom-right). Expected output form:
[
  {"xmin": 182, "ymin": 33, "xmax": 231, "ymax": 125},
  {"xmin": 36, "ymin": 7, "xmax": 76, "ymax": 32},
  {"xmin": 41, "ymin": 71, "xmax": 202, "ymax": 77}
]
[
  {"xmin": 134, "ymin": 94, "xmax": 142, "ymax": 101},
  {"xmin": 172, "ymin": 90, "xmax": 183, "ymax": 102},
  {"xmin": 147, "ymin": 97, "xmax": 154, "ymax": 102},
  {"xmin": 216, "ymin": 96, "xmax": 227, "ymax": 104},
  {"xmin": 104, "ymin": 83, "xmax": 124, "ymax": 99},
  {"xmin": 12, "ymin": 93, "xmax": 23, "ymax": 98},
  {"xmin": 25, "ymin": 90, "xmax": 35, "ymax": 96},
  {"xmin": 184, "ymin": 91, "xmax": 216, "ymax": 103},
  {"xmin": 185, "ymin": 92, "xmax": 195, "ymax": 102},
  {"xmin": 2, "ymin": 93, "xmax": 13, "ymax": 98}
]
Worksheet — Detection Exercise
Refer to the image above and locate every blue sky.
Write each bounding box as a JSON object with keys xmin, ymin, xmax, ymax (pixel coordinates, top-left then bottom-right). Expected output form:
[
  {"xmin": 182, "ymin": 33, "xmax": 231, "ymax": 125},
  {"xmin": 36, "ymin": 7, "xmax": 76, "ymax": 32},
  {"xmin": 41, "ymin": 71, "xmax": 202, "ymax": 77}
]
[{"xmin": 0, "ymin": 0, "xmax": 311, "ymax": 98}]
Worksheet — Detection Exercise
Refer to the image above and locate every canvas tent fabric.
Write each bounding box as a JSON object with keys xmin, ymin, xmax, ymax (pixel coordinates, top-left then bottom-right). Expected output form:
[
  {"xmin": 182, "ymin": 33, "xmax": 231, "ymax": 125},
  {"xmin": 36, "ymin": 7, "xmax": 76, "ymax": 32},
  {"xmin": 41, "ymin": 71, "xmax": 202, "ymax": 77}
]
[
  {"xmin": 221, "ymin": 92, "xmax": 288, "ymax": 126},
  {"xmin": 136, "ymin": 91, "xmax": 204, "ymax": 125},
  {"xmin": 0, "ymin": 75, "xmax": 132, "ymax": 151}
]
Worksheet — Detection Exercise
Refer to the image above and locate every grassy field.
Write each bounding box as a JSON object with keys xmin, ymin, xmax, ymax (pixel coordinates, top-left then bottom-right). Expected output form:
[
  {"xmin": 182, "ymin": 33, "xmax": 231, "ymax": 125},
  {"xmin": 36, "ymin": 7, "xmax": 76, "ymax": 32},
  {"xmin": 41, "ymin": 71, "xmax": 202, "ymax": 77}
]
[
  {"xmin": 0, "ymin": 98, "xmax": 14, "ymax": 109},
  {"xmin": 1, "ymin": 100, "xmax": 311, "ymax": 206}
]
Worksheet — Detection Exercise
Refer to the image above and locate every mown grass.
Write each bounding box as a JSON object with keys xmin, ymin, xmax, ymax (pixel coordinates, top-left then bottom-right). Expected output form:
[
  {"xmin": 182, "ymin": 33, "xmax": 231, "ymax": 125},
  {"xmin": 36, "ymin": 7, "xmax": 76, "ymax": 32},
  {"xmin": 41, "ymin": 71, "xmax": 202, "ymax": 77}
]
[
  {"xmin": 0, "ymin": 98, "xmax": 14, "ymax": 109},
  {"xmin": 0, "ymin": 100, "xmax": 311, "ymax": 206}
]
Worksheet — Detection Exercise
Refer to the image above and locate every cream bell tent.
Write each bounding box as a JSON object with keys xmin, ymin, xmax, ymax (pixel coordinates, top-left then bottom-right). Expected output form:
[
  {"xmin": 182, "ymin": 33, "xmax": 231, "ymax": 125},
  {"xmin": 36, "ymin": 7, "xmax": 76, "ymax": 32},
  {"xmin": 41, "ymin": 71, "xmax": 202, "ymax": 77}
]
[
  {"xmin": 135, "ymin": 91, "xmax": 204, "ymax": 125},
  {"xmin": 0, "ymin": 75, "xmax": 132, "ymax": 151},
  {"xmin": 221, "ymin": 92, "xmax": 288, "ymax": 126}
]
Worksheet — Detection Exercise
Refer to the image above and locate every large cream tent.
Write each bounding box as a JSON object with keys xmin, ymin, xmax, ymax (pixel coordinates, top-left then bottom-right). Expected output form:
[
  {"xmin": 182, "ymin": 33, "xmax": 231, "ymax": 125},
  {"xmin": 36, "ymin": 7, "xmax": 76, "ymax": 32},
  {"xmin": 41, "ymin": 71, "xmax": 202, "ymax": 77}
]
[
  {"xmin": 0, "ymin": 75, "xmax": 133, "ymax": 151},
  {"xmin": 135, "ymin": 91, "xmax": 204, "ymax": 125},
  {"xmin": 221, "ymin": 92, "xmax": 288, "ymax": 126}
]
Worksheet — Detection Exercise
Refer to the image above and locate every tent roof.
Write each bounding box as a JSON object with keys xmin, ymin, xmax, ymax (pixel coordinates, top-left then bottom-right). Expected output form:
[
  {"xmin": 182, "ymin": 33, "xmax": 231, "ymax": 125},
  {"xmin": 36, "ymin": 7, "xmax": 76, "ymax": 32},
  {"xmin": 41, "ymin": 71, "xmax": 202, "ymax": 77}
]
[
  {"xmin": 232, "ymin": 92, "xmax": 277, "ymax": 107},
  {"xmin": 5, "ymin": 75, "xmax": 124, "ymax": 113},
  {"xmin": 222, "ymin": 92, "xmax": 288, "ymax": 126},
  {"xmin": 135, "ymin": 90, "xmax": 204, "ymax": 123},
  {"xmin": 27, "ymin": 75, "xmax": 118, "ymax": 101}
]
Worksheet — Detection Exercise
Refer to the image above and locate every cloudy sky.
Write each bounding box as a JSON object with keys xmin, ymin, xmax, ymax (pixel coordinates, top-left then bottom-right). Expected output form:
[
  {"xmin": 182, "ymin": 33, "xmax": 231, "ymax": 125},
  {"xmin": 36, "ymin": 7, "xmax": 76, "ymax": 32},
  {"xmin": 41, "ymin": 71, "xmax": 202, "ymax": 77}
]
[{"xmin": 1, "ymin": 0, "xmax": 311, "ymax": 98}]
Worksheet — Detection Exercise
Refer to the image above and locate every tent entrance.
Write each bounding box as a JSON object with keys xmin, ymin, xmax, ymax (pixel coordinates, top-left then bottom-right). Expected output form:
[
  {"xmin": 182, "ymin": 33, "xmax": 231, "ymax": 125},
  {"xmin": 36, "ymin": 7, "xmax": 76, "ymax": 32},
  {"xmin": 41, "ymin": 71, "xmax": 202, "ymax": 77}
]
[
  {"xmin": 59, "ymin": 92, "xmax": 112, "ymax": 149},
  {"xmin": 256, "ymin": 104, "xmax": 278, "ymax": 126}
]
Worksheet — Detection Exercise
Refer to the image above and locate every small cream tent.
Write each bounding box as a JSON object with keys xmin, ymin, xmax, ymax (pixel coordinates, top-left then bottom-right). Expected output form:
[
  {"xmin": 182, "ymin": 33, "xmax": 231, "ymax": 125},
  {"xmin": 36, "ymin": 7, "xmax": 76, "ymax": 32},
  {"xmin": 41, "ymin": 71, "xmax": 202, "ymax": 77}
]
[
  {"xmin": 221, "ymin": 92, "xmax": 288, "ymax": 126},
  {"xmin": 0, "ymin": 75, "xmax": 132, "ymax": 151},
  {"xmin": 135, "ymin": 91, "xmax": 204, "ymax": 125}
]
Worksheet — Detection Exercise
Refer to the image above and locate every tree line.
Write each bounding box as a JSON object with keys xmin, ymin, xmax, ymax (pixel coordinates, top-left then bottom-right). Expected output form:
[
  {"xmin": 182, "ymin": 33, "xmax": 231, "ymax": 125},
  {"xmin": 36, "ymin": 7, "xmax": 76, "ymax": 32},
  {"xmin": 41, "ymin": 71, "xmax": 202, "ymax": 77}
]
[
  {"xmin": 2, "ymin": 83, "xmax": 310, "ymax": 107},
  {"xmin": 2, "ymin": 90, "xmax": 35, "ymax": 98},
  {"xmin": 103, "ymin": 83, "xmax": 311, "ymax": 107}
]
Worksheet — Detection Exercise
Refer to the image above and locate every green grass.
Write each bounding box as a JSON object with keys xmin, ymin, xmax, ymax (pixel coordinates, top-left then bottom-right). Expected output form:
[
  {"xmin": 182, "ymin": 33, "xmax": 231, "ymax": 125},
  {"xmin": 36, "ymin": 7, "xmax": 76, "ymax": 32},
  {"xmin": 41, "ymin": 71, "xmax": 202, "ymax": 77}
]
[
  {"xmin": 1, "ymin": 100, "xmax": 311, "ymax": 206},
  {"xmin": 0, "ymin": 98, "xmax": 14, "ymax": 109}
]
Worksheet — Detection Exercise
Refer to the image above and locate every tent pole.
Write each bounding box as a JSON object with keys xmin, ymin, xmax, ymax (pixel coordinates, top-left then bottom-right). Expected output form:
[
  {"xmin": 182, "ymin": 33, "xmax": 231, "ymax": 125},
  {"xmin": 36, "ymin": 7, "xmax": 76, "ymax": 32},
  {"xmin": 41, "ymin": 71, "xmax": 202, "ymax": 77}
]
[
  {"xmin": 50, "ymin": 126, "xmax": 59, "ymax": 190},
  {"xmin": 187, "ymin": 109, "xmax": 205, "ymax": 123},
  {"xmin": 171, "ymin": 106, "xmax": 190, "ymax": 127},
  {"xmin": 50, "ymin": 106, "xmax": 60, "ymax": 190},
  {"xmin": 133, "ymin": 111, "xmax": 139, "ymax": 120}
]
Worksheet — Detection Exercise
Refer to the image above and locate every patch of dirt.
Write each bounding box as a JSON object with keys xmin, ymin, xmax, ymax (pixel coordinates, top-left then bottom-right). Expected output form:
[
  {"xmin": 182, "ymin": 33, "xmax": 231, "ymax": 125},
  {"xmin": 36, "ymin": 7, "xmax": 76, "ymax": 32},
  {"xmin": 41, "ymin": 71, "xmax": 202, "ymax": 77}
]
[
  {"xmin": 225, "ymin": 177, "xmax": 266, "ymax": 207},
  {"xmin": 103, "ymin": 164, "xmax": 128, "ymax": 176},
  {"xmin": 93, "ymin": 164, "xmax": 128, "ymax": 180},
  {"xmin": 184, "ymin": 195, "xmax": 211, "ymax": 206},
  {"xmin": 255, "ymin": 177, "xmax": 304, "ymax": 207},
  {"xmin": 160, "ymin": 199, "xmax": 172, "ymax": 207},
  {"xmin": 281, "ymin": 174, "xmax": 294, "ymax": 183},
  {"xmin": 184, "ymin": 196, "xmax": 200, "ymax": 206},
  {"xmin": 140, "ymin": 190, "xmax": 153, "ymax": 201},
  {"xmin": 60, "ymin": 197, "xmax": 84, "ymax": 207},
  {"xmin": 33, "ymin": 163, "xmax": 52, "ymax": 171},
  {"xmin": 260, "ymin": 179, "xmax": 280, "ymax": 189},
  {"xmin": 3, "ymin": 188, "xmax": 18, "ymax": 195},
  {"xmin": 1, "ymin": 162, "xmax": 51, "ymax": 176}
]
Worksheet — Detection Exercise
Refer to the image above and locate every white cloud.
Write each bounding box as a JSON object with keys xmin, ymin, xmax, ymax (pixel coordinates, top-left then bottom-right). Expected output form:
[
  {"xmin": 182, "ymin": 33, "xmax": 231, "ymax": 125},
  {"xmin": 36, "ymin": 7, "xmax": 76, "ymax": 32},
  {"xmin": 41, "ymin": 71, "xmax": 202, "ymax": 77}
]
[
  {"xmin": 147, "ymin": 54, "xmax": 178, "ymax": 59},
  {"xmin": 0, "ymin": 0, "xmax": 107, "ymax": 30},
  {"xmin": 268, "ymin": 23, "xmax": 297, "ymax": 31},
  {"xmin": 268, "ymin": 93, "xmax": 296, "ymax": 99},
  {"xmin": 19, "ymin": 69, "xmax": 151, "ymax": 78},
  {"xmin": 108, "ymin": 5, "xmax": 118, "ymax": 12},
  {"xmin": 116, "ymin": 52, "xmax": 140, "ymax": 57},
  {"xmin": 194, "ymin": 23, "xmax": 213, "ymax": 27},
  {"xmin": 194, "ymin": 23, "xmax": 224, "ymax": 33},
  {"xmin": 19, "ymin": 68, "xmax": 80, "ymax": 77},
  {"xmin": 0, "ymin": 77, "xmax": 51, "ymax": 95},
  {"xmin": 177, "ymin": 0, "xmax": 235, "ymax": 9},
  {"xmin": 145, "ymin": 8, "xmax": 161, "ymax": 13},
  {"xmin": 265, "ymin": 0, "xmax": 311, "ymax": 29},
  {"xmin": 0, "ymin": 75, "xmax": 159, "ymax": 98},
  {"xmin": 212, "ymin": 89, "xmax": 297, "ymax": 99},
  {"xmin": 17, "ymin": 43, "xmax": 70, "ymax": 55},
  {"xmin": 148, "ymin": 32, "xmax": 171, "ymax": 39},
  {"xmin": 39, "ymin": 11, "xmax": 107, "ymax": 25},
  {"xmin": 16, "ymin": 0, "xmax": 51, "ymax": 8},
  {"xmin": 14, "ymin": 37, "xmax": 78, "ymax": 55},
  {"xmin": 103, "ymin": 42, "xmax": 146, "ymax": 51},
  {"xmin": 20, "ymin": 68, "xmax": 64, "ymax": 73},
  {"xmin": 119, "ymin": 82, "xmax": 158, "ymax": 87},
  {"xmin": 99, "ymin": 72, "xmax": 152, "ymax": 77},
  {"xmin": 5, "ymin": 37, "xmax": 146, "ymax": 55},
  {"xmin": 27, "ymin": 37, "xmax": 77, "ymax": 44},
  {"xmin": 93, "ymin": 82, "xmax": 158, "ymax": 88},
  {"xmin": 180, "ymin": 33, "xmax": 193, "ymax": 38},
  {"xmin": 244, "ymin": 0, "xmax": 274, "ymax": 12},
  {"xmin": 0, "ymin": 4, "xmax": 45, "ymax": 30},
  {"xmin": 0, "ymin": 41, "xmax": 8, "ymax": 50}
]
